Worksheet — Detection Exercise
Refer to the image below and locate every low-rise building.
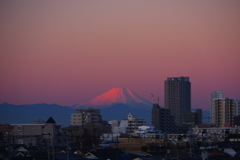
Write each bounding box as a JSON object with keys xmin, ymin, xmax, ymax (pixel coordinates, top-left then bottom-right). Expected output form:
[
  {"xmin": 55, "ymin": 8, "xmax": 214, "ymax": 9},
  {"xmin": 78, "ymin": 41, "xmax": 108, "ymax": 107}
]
[
  {"xmin": 9, "ymin": 117, "xmax": 61, "ymax": 146},
  {"xmin": 113, "ymin": 113, "xmax": 147, "ymax": 134},
  {"xmin": 71, "ymin": 108, "xmax": 102, "ymax": 127},
  {"xmin": 192, "ymin": 126, "xmax": 240, "ymax": 142},
  {"xmin": 62, "ymin": 123, "xmax": 102, "ymax": 149},
  {"xmin": 127, "ymin": 113, "xmax": 147, "ymax": 133},
  {"xmin": 0, "ymin": 124, "xmax": 12, "ymax": 135},
  {"xmin": 184, "ymin": 109, "xmax": 202, "ymax": 125}
]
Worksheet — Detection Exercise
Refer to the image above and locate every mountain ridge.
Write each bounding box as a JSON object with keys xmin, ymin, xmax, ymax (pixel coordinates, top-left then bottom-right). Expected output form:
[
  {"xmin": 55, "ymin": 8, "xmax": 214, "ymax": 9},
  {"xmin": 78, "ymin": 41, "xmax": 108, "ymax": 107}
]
[
  {"xmin": 0, "ymin": 87, "xmax": 211, "ymax": 125},
  {"xmin": 0, "ymin": 102, "xmax": 210, "ymax": 125},
  {"xmin": 0, "ymin": 103, "xmax": 74, "ymax": 127}
]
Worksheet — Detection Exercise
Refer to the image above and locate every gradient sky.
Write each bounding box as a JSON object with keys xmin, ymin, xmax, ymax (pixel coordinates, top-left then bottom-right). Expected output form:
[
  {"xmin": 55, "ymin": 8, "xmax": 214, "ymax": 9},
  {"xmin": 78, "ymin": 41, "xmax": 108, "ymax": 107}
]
[{"xmin": 0, "ymin": 1, "xmax": 240, "ymax": 110}]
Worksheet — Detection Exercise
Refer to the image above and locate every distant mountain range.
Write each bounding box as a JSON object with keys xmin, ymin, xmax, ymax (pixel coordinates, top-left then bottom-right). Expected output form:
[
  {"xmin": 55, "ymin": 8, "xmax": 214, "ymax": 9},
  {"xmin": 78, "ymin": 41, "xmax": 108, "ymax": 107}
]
[
  {"xmin": 0, "ymin": 88, "xmax": 210, "ymax": 126},
  {"xmin": 0, "ymin": 103, "xmax": 74, "ymax": 127}
]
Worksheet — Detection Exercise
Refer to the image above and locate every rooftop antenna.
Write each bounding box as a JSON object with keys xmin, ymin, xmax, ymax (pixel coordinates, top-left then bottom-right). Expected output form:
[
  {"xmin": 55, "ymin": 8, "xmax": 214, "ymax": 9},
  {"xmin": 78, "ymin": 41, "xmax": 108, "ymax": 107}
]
[
  {"xmin": 151, "ymin": 93, "xmax": 156, "ymax": 104},
  {"xmin": 158, "ymin": 97, "xmax": 160, "ymax": 105}
]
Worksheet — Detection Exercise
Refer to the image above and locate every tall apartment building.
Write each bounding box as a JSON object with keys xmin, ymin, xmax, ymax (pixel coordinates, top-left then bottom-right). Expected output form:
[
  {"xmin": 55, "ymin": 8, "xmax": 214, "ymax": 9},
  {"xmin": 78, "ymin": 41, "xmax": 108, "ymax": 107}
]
[
  {"xmin": 164, "ymin": 77, "xmax": 191, "ymax": 125},
  {"xmin": 213, "ymin": 98, "xmax": 238, "ymax": 127},
  {"xmin": 71, "ymin": 108, "xmax": 102, "ymax": 127},
  {"xmin": 210, "ymin": 90, "xmax": 223, "ymax": 124},
  {"xmin": 151, "ymin": 104, "xmax": 177, "ymax": 133},
  {"xmin": 238, "ymin": 102, "xmax": 240, "ymax": 115}
]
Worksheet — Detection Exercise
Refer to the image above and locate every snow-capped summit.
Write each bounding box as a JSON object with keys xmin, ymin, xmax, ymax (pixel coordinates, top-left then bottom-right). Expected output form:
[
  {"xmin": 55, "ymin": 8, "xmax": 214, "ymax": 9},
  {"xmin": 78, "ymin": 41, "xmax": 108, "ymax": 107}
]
[{"xmin": 79, "ymin": 88, "xmax": 152, "ymax": 109}]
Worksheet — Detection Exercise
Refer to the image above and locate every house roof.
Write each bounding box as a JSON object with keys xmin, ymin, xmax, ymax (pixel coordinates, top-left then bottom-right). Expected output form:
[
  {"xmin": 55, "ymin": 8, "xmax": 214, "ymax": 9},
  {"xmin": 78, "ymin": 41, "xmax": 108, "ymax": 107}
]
[
  {"xmin": 17, "ymin": 146, "xmax": 28, "ymax": 152},
  {"xmin": 83, "ymin": 152, "xmax": 98, "ymax": 159},
  {"xmin": 46, "ymin": 117, "xmax": 56, "ymax": 124},
  {"xmin": 84, "ymin": 148, "xmax": 124, "ymax": 159}
]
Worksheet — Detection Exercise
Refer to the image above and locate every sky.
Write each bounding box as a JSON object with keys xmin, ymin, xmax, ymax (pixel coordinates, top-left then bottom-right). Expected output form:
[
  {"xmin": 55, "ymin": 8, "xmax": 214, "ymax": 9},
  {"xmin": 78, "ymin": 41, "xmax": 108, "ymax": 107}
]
[{"xmin": 0, "ymin": 1, "xmax": 240, "ymax": 110}]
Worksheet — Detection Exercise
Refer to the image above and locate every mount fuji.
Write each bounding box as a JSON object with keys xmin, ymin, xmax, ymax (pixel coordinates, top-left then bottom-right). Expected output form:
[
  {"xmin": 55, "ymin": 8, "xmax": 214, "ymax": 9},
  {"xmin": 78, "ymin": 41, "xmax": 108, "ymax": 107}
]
[
  {"xmin": 78, "ymin": 88, "xmax": 152, "ymax": 110},
  {"xmin": 77, "ymin": 88, "xmax": 153, "ymax": 124},
  {"xmin": 0, "ymin": 88, "xmax": 154, "ymax": 126}
]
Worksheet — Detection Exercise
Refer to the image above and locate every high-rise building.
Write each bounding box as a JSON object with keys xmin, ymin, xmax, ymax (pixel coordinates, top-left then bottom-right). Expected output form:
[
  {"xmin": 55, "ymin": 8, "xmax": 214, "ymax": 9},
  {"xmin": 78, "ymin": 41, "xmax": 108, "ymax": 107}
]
[
  {"xmin": 238, "ymin": 101, "xmax": 240, "ymax": 115},
  {"xmin": 164, "ymin": 77, "xmax": 191, "ymax": 125},
  {"xmin": 151, "ymin": 104, "xmax": 177, "ymax": 133},
  {"xmin": 213, "ymin": 98, "xmax": 238, "ymax": 127},
  {"xmin": 210, "ymin": 90, "xmax": 223, "ymax": 124}
]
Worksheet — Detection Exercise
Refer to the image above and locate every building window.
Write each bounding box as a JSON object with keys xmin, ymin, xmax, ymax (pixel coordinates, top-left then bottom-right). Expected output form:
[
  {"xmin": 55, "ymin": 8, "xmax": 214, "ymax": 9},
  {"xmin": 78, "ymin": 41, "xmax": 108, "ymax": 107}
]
[
  {"xmin": 17, "ymin": 126, "xmax": 23, "ymax": 131},
  {"xmin": 18, "ymin": 140, "xmax": 24, "ymax": 144}
]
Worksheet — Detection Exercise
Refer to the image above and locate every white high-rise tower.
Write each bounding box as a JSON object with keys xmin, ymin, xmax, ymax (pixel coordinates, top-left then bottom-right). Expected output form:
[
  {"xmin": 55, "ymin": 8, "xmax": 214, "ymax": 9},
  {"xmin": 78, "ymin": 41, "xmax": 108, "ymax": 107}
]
[{"xmin": 210, "ymin": 91, "xmax": 223, "ymax": 124}]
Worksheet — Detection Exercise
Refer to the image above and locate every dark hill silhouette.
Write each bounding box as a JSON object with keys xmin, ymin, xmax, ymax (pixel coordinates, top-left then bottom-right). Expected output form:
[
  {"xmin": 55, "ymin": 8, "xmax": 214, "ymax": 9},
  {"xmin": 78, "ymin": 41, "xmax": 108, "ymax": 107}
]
[
  {"xmin": 0, "ymin": 102, "xmax": 210, "ymax": 126},
  {"xmin": 0, "ymin": 103, "xmax": 74, "ymax": 127}
]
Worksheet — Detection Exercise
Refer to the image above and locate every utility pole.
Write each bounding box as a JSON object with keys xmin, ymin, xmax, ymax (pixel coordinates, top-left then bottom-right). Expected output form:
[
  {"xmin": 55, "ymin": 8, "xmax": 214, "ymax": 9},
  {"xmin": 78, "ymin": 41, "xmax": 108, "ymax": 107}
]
[
  {"xmin": 116, "ymin": 135, "xmax": 119, "ymax": 158},
  {"xmin": 67, "ymin": 133, "xmax": 69, "ymax": 160},
  {"xmin": 30, "ymin": 134, "xmax": 32, "ymax": 157},
  {"xmin": 48, "ymin": 133, "xmax": 51, "ymax": 160},
  {"xmin": 236, "ymin": 125, "xmax": 239, "ymax": 142},
  {"xmin": 5, "ymin": 133, "xmax": 12, "ymax": 159},
  {"xmin": 10, "ymin": 134, "xmax": 14, "ymax": 158},
  {"xmin": 66, "ymin": 132, "xmax": 71, "ymax": 160},
  {"xmin": 80, "ymin": 135, "xmax": 82, "ymax": 150},
  {"xmin": 164, "ymin": 132, "xmax": 168, "ymax": 159},
  {"xmin": 52, "ymin": 134, "xmax": 55, "ymax": 160}
]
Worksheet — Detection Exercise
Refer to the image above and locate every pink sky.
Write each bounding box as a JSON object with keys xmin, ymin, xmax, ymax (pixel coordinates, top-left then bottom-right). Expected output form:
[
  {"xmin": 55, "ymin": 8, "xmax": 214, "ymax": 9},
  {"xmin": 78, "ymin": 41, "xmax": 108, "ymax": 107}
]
[{"xmin": 0, "ymin": 1, "xmax": 240, "ymax": 110}]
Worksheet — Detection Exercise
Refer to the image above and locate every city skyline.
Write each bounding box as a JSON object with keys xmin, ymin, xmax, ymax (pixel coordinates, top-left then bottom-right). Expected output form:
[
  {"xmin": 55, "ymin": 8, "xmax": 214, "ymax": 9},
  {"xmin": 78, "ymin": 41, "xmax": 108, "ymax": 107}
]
[{"xmin": 0, "ymin": 1, "xmax": 240, "ymax": 110}]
